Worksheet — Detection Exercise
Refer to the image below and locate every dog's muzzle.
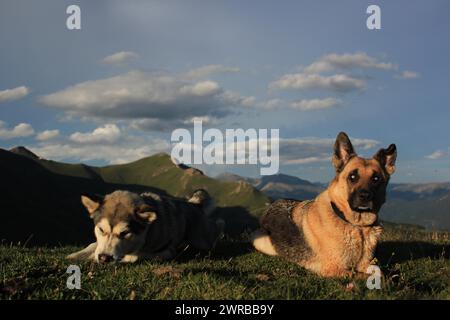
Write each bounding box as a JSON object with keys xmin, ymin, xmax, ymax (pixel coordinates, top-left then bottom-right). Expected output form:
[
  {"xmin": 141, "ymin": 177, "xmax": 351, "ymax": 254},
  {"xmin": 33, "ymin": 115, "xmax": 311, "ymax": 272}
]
[{"xmin": 98, "ymin": 253, "xmax": 114, "ymax": 264}]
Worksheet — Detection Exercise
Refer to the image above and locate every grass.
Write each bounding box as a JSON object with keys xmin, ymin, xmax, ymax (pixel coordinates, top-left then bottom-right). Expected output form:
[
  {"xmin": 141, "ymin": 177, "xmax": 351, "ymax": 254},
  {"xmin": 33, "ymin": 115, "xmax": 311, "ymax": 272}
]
[{"xmin": 1, "ymin": 225, "xmax": 449, "ymax": 300}]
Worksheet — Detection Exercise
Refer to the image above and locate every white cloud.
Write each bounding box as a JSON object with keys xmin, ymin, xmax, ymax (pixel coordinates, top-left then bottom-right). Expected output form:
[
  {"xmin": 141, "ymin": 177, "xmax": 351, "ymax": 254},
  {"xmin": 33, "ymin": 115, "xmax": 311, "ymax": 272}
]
[
  {"xmin": 29, "ymin": 127, "xmax": 171, "ymax": 165},
  {"xmin": 101, "ymin": 51, "xmax": 139, "ymax": 65},
  {"xmin": 257, "ymin": 97, "xmax": 342, "ymax": 111},
  {"xmin": 70, "ymin": 124, "xmax": 121, "ymax": 144},
  {"xmin": 270, "ymin": 73, "xmax": 366, "ymax": 93},
  {"xmin": 130, "ymin": 116, "xmax": 217, "ymax": 132},
  {"xmin": 425, "ymin": 150, "xmax": 446, "ymax": 160},
  {"xmin": 0, "ymin": 120, "xmax": 34, "ymax": 139},
  {"xmin": 303, "ymin": 52, "xmax": 397, "ymax": 74},
  {"xmin": 279, "ymin": 137, "xmax": 379, "ymax": 165},
  {"xmin": 395, "ymin": 70, "xmax": 420, "ymax": 80},
  {"xmin": 38, "ymin": 69, "xmax": 250, "ymax": 130},
  {"xmin": 36, "ymin": 129, "xmax": 60, "ymax": 141},
  {"xmin": 29, "ymin": 139, "xmax": 170, "ymax": 165},
  {"xmin": 260, "ymin": 99, "xmax": 284, "ymax": 109},
  {"xmin": 183, "ymin": 64, "xmax": 240, "ymax": 79},
  {"xmin": 179, "ymin": 80, "xmax": 221, "ymax": 96},
  {"xmin": 290, "ymin": 98, "xmax": 342, "ymax": 111},
  {"xmin": 0, "ymin": 86, "xmax": 29, "ymax": 103}
]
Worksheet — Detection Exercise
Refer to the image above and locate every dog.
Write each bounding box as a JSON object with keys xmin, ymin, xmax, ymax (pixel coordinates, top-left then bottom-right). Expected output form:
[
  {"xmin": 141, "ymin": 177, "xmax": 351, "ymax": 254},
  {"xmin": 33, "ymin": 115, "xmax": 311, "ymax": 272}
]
[
  {"xmin": 67, "ymin": 189, "xmax": 224, "ymax": 263},
  {"xmin": 252, "ymin": 132, "xmax": 397, "ymax": 277}
]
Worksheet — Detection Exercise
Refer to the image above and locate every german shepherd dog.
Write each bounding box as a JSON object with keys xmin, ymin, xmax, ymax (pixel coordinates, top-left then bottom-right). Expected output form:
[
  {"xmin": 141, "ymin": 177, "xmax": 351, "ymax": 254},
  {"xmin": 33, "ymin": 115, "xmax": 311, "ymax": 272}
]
[
  {"xmin": 67, "ymin": 189, "xmax": 224, "ymax": 263},
  {"xmin": 252, "ymin": 132, "xmax": 397, "ymax": 277}
]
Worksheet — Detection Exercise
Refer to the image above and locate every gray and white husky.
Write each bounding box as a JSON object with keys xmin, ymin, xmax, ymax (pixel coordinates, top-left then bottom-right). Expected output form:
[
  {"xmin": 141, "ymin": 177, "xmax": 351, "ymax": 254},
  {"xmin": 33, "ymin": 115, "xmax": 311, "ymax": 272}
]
[{"xmin": 67, "ymin": 189, "xmax": 224, "ymax": 263}]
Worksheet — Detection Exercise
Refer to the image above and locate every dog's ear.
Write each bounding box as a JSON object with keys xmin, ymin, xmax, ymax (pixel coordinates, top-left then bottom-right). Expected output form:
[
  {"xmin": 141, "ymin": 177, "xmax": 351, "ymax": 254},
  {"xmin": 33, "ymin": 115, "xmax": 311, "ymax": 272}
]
[
  {"xmin": 373, "ymin": 144, "xmax": 397, "ymax": 175},
  {"xmin": 135, "ymin": 204, "xmax": 157, "ymax": 224},
  {"xmin": 332, "ymin": 132, "xmax": 356, "ymax": 172},
  {"xmin": 81, "ymin": 194, "xmax": 103, "ymax": 217}
]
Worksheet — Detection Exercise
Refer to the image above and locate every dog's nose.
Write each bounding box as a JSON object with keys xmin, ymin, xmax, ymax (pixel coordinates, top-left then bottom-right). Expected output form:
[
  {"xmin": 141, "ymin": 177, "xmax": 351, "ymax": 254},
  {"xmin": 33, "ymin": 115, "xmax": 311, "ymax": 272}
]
[
  {"xmin": 98, "ymin": 253, "xmax": 114, "ymax": 263},
  {"xmin": 358, "ymin": 189, "xmax": 373, "ymax": 201}
]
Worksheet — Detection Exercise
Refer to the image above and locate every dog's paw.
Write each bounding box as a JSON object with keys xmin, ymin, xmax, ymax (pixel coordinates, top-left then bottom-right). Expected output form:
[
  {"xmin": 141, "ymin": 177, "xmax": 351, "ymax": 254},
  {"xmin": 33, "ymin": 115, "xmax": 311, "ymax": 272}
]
[{"xmin": 121, "ymin": 254, "xmax": 139, "ymax": 263}]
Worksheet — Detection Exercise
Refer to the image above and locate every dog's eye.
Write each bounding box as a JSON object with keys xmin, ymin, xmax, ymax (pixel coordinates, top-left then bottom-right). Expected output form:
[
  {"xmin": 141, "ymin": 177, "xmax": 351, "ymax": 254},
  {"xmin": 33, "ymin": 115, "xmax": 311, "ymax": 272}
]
[
  {"xmin": 372, "ymin": 175, "xmax": 381, "ymax": 183},
  {"xmin": 348, "ymin": 172, "xmax": 358, "ymax": 183},
  {"xmin": 118, "ymin": 231, "xmax": 131, "ymax": 239},
  {"xmin": 98, "ymin": 227, "xmax": 105, "ymax": 235}
]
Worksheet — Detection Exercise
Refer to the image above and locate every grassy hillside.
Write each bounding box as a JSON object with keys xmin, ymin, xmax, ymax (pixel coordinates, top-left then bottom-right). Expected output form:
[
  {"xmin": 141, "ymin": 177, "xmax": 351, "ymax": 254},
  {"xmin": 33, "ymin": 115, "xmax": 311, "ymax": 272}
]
[
  {"xmin": 1, "ymin": 225, "xmax": 449, "ymax": 300},
  {"xmin": 96, "ymin": 153, "xmax": 269, "ymax": 215}
]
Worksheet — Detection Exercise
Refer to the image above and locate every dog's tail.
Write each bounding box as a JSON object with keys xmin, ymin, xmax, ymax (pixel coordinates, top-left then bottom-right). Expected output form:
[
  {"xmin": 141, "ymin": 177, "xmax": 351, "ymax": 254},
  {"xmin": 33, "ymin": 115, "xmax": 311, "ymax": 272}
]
[{"xmin": 187, "ymin": 189, "xmax": 216, "ymax": 216}]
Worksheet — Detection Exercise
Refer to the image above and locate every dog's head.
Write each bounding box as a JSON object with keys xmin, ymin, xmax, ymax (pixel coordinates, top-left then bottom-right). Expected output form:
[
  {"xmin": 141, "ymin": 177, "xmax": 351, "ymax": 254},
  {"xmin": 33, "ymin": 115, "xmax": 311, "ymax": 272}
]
[
  {"xmin": 328, "ymin": 132, "xmax": 397, "ymax": 226},
  {"xmin": 81, "ymin": 190, "xmax": 157, "ymax": 263}
]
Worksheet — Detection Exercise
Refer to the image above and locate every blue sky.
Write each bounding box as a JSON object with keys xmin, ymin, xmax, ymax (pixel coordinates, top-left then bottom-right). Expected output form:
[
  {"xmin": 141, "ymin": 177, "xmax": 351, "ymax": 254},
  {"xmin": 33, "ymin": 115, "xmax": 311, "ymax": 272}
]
[{"xmin": 1, "ymin": 0, "xmax": 450, "ymax": 183}]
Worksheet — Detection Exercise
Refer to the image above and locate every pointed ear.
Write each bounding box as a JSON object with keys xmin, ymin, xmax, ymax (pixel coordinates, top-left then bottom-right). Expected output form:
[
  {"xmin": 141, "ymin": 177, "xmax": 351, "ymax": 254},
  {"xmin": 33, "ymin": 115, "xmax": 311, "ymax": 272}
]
[
  {"xmin": 373, "ymin": 144, "xmax": 397, "ymax": 175},
  {"xmin": 81, "ymin": 194, "xmax": 103, "ymax": 217},
  {"xmin": 135, "ymin": 204, "xmax": 158, "ymax": 224},
  {"xmin": 332, "ymin": 132, "xmax": 356, "ymax": 172}
]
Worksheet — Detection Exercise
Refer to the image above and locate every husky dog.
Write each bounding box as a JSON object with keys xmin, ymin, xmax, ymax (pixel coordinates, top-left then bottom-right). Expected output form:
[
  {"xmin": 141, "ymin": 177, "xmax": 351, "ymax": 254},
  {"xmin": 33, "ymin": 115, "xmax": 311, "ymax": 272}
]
[
  {"xmin": 67, "ymin": 189, "xmax": 224, "ymax": 263},
  {"xmin": 252, "ymin": 132, "xmax": 397, "ymax": 277}
]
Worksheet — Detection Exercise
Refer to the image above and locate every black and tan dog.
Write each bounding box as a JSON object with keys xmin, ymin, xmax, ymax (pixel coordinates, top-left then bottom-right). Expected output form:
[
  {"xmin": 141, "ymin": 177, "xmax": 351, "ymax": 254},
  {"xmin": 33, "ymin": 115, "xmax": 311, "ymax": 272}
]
[
  {"xmin": 252, "ymin": 132, "xmax": 397, "ymax": 277},
  {"xmin": 67, "ymin": 189, "xmax": 224, "ymax": 263}
]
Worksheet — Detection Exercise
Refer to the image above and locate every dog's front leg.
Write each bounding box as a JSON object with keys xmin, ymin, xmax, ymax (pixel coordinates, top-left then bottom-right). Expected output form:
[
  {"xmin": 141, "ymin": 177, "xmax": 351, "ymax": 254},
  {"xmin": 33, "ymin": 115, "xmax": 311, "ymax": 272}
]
[
  {"xmin": 121, "ymin": 247, "xmax": 177, "ymax": 263},
  {"xmin": 66, "ymin": 242, "xmax": 97, "ymax": 261}
]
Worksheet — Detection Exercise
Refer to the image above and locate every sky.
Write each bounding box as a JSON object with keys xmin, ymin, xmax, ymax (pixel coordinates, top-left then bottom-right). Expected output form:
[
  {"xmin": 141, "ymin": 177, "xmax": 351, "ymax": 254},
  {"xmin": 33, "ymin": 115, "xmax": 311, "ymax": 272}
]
[{"xmin": 1, "ymin": 0, "xmax": 450, "ymax": 183}]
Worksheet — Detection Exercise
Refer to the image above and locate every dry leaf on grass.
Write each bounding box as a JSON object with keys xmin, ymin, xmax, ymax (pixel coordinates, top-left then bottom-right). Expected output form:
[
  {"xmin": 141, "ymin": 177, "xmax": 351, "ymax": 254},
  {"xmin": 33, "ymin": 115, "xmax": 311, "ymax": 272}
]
[{"xmin": 152, "ymin": 266, "xmax": 184, "ymax": 278}]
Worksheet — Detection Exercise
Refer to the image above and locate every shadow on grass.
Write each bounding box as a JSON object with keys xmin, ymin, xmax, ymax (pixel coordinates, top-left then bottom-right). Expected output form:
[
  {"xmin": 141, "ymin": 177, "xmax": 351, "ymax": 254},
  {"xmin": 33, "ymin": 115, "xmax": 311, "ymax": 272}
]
[{"xmin": 377, "ymin": 241, "xmax": 449, "ymax": 265}]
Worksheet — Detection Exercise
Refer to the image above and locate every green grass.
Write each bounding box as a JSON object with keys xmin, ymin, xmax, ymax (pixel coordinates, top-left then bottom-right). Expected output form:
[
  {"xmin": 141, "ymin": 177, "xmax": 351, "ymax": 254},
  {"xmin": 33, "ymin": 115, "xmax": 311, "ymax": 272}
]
[{"xmin": 1, "ymin": 226, "xmax": 449, "ymax": 300}]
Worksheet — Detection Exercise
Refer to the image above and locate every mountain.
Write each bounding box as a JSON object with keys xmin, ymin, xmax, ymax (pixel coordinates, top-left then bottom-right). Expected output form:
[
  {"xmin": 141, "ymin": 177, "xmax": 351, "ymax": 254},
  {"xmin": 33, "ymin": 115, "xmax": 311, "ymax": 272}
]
[
  {"xmin": 9, "ymin": 146, "xmax": 39, "ymax": 160},
  {"xmin": 255, "ymin": 174, "xmax": 324, "ymax": 200},
  {"xmin": 381, "ymin": 183, "xmax": 450, "ymax": 229},
  {"xmin": 217, "ymin": 172, "xmax": 324, "ymax": 200},
  {"xmin": 0, "ymin": 148, "xmax": 270, "ymax": 245}
]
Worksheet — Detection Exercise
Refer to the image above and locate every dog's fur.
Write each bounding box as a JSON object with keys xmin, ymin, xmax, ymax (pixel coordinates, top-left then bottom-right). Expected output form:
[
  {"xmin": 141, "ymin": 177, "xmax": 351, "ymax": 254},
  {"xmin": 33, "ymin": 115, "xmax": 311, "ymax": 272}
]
[
  {"xmin": 252, "ymin": 132, "xmax": 397, "ymax": 277},
  {"xmin": 67, "ymin": 189, "xmax": 224, "ymax": 263}
]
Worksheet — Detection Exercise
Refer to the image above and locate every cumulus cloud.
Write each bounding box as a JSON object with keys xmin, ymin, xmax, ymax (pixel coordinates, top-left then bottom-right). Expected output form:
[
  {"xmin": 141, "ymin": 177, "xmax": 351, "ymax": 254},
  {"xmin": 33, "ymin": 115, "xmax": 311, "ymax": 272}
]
[
  {"xmin": 290, "ymin": 98, "xmax": 342, "ymax": 111},
  {"xmin": 395, "ymin": 70, "xmax": 420, "ymax": 80},
  {"xmin": 36, "ymin": 129, "xmax": 60, "ymax": 141},
  {"xmin": 425, "ymin": 150, "xmax": 447, "ymax": 160},
  {"xmin": 29, "ymin": 138, "xmax": 170, "ymax": 165},
  {"xmin": 130, "ymin": 116, "xmax": 217, "ymax": 132},
  {"xmin": 279, "ymin": 137, "xmax": 379, "ymax": 165},
  {"xmin": 0, "ymin": 86, "xmax": 29, "ymax": 103},
  {"xmin": 38, "ymin": 69, "xmax": 250, "ymax": 131},
  {"xmin": 270, "ymin": 52, "xmax": 399, "ymax": 98},
  {"xmin": 101, "ymin": 51, "xmax": 139, "ymax": 65},
  {"xmin": 29, "ymin": 126, "xmax": 170, "ymax": 165},
  {"xmin": 303, "ymin": 52, "xmax": 397, "ymax": 74},
  {"xmin": 0, "ymin": 120, "xmax": 34, "ymax": 139},
  {"xmin": 257, "ymin": 97, "xmax": 342, "ymax": 111},
  {"xmin": 183, "ymin": 64, "xmax": 240, "ymax": 79},
  {"xmin": 70, "ymin": 124, "xmax": 121, "ymax": 144},
  {"xmin": 270, "ymin": 73, "xmax": 366, "ymax": 93}
]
